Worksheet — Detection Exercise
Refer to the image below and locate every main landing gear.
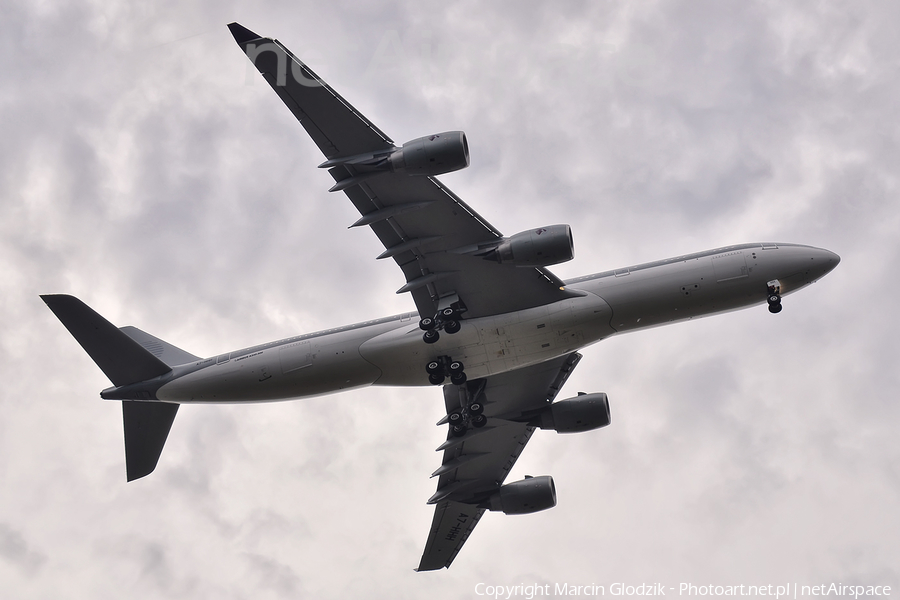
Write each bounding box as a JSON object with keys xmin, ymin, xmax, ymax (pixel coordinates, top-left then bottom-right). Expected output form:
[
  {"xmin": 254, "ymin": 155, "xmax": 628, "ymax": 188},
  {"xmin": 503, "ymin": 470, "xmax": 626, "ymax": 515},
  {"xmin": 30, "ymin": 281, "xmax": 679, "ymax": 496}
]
[
  {"xmin": 428, "ymin": 358, "xmax": 486, "ymax": 436},
  {"xmin": 419, "ymin": 306, "xmax": 463, "ymax": 344},
  {"xmin": 425, "ymin": 356, "xmax": 467, "ymax": 386},
  {"xmin": 767, "ymin": 280, "xmax": 783, "ymax": 314},
  {"xmin": 449, "ymin": 401, "xmax": 487, "ymax": 437},
  {"xmin": 443, "ymin": 380, "xmax": 488, "ymax": 437}
]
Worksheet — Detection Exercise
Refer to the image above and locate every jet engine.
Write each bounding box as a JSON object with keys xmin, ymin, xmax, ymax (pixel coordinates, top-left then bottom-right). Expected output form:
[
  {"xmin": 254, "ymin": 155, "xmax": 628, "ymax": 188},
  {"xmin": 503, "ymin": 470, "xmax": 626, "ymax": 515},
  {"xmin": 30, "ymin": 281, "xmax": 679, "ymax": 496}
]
[
  {"xmin": 389, "ymin": 131, "xmax": 469, "ymax": 176},
  {"xmin": 486, "ymin": 476, "xmax": 557, "ymax": 515},
  {"xmin": 538, "ymin": 392, "xmax": 611, "ymax": 433},
  {"xmin": 486, "ymin": 224, "xmax": 574, "ymax": 267}
]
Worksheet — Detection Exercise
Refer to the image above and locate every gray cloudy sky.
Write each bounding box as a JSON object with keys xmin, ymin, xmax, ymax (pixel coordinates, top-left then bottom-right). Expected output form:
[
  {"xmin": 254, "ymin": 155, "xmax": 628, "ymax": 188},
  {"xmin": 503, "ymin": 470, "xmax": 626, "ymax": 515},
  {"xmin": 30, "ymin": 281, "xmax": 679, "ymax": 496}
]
[{"xmin": 2, "ymin": 0, "xmax": 898, "ymax": 598}]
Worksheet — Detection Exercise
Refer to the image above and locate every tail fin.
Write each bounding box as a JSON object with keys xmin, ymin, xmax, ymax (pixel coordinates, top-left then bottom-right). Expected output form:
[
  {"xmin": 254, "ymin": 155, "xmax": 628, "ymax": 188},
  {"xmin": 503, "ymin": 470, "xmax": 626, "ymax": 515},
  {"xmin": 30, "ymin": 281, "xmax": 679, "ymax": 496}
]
[
  {"xmin": 41, "ymin": 294, "xmax": 195, "ymax": 481},
  {"xmin": 122, "ymin": 402, "xmax": 180, "ymax": 481}
]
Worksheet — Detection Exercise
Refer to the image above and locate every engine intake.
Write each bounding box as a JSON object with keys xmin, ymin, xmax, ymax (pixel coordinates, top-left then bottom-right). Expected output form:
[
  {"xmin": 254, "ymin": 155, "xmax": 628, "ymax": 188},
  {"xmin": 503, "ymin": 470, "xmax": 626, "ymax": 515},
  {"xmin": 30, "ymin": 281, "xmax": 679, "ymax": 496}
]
[
  {"xmin": 539, "ymin": 392, "xmax": 611, "ymax": 433},
  {"xmin": 487, "ymin": 225, "xmax": 574, "ymax": 267},
  {"xmin": 389, "ymin": 131, "xmax": 469, "ymax": 176},
  {"xmin": 486, "ymin": 476, "xmax": 557, "ymax": 515}
]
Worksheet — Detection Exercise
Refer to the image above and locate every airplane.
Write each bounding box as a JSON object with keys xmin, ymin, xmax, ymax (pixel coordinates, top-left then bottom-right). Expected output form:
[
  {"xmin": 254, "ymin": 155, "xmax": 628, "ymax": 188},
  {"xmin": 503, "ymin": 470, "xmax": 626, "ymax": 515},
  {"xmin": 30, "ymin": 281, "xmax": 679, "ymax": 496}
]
[{"xmin": 41, "ymin": 22, "xmax": 841, "ymax": 571}]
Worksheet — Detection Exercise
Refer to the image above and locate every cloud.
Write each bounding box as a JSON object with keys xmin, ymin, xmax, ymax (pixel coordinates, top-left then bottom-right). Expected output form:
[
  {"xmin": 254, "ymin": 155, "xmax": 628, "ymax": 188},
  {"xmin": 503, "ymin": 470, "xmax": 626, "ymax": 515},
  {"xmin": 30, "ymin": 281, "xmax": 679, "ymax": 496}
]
[{"xmin": 0, "ymin": 523, "xmax": 45, "ymax": 575}]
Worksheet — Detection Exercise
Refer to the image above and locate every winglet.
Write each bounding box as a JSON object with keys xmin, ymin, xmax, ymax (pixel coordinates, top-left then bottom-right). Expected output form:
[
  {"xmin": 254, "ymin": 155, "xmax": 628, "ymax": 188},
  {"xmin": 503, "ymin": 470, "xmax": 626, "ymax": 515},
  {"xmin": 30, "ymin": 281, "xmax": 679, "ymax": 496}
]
[{"xmin": 227, "ymin": 22, "xmax": 264, "ymax": 45}]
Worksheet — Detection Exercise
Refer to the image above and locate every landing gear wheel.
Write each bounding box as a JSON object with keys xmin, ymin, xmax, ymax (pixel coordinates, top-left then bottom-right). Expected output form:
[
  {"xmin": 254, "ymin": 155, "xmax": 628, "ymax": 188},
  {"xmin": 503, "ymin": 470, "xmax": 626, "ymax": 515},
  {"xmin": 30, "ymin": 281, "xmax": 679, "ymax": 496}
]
[
  {"xmin": 419, "ymin": 317, "xmax": 436, "ymax": 331},
  {"xmin": 443, "ymin": 319, "xmax": 461, "ymax": 334},
  {"xmin": 767, "ymin": 294, "xmax": 781, "ymax": 305},
  {"xmin": 468, "ymin": 402, "xmax": 483, "ymax": 415},
  {"xmin": 768, "ymin": 302, "xmax": 783, "ymax": 313},
  {"xmin": 428, "ymin": 374, "xmax": 445, "ymax": 385},
  {"xmin": 440, "ymin": 307, "xmax": 457, "ymax": 319},
  {"xmin": 423, "ymin": 329, "xmax": 440, "ymax": 344},
  {"xmin": 426, "ymin": 361, "xmax": 442, "ymax": 375},
  {"xmin": 451, "ymin": 424, "xmax": 468, "ymax": 437},
  {"xmin": 450, "ymin": 372, "xmax": 468, "ymax": 385},
  {"xmin": 449, "ymin": 361, "xmax": 464, "ymax": 374},
  {"xmin": 472, "ymin": 414, "xmax": 487, "ymax": 428},
  {"xmin": 448, "ymin": 411, "xmax": 464, "ymax": 425}
]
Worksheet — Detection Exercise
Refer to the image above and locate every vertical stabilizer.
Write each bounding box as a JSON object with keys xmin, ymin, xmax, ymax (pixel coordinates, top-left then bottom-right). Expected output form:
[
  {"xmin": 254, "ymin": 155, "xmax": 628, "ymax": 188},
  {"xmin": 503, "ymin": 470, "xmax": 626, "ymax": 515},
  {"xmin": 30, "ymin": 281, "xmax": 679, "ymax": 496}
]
[{"xmin": 123, "ymin": 402, "xmax": 179, "ymax": 481}]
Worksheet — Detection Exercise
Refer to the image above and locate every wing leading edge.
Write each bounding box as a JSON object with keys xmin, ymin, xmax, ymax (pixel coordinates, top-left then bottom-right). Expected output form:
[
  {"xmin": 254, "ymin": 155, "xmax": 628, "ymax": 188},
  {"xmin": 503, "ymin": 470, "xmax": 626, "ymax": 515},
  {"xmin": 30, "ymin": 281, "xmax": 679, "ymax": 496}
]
[
  {"xmin": 417, "ymin": 353, "xmax": 582, "ymax": 571},
  {"xmin": 228, "ymin": 23, "xmax": 579, "ymax": 320}
]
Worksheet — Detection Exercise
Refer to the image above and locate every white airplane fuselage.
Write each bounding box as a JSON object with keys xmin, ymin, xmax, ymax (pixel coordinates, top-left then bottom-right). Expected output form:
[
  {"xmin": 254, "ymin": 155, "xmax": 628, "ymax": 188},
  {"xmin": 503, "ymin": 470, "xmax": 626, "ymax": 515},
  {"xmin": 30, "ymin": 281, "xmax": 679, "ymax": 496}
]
[{"xmin": 104, "ymin": 242, "xmax": 839, "ymax": 404}]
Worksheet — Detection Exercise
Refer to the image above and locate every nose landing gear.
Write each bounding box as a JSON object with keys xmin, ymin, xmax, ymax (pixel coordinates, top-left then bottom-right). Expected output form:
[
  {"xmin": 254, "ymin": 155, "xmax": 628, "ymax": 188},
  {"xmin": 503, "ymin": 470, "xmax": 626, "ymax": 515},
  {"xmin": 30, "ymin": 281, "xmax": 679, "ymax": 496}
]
[{"xmin": 767, "ymin": 280, "xmax": 783, "ymax": 313}]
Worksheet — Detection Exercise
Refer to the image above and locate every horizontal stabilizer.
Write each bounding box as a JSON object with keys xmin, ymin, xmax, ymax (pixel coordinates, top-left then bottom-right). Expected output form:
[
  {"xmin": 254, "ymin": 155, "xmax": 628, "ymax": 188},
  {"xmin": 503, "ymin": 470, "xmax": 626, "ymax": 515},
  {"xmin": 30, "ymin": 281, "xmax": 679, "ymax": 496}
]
[
  {"xmin": 123, "ymin": 401, "xmax": 179, "ymax": 481},
  {"xmin": 41, "ymin": 295, "xmax": 171, "ymax": 386}
]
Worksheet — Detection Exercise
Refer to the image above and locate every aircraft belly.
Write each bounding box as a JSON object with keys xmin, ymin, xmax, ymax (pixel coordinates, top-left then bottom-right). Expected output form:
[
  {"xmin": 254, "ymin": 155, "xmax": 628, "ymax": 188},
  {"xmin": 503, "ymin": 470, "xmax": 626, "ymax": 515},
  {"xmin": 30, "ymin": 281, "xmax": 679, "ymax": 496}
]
[
  {"xmin": 358, "ymin": 323, "xmax": 482, "ymax": 385},
  {"xmin": 359, "ymin": 294, "xmax": 615, "ymax": 385},
  {"xmin": 158, "ymin": 294, "xmax": 618, "ymax": 399},
  {"xmin": 157, "ymin": 334, "xmax": 383, "ymax": 402},
  {"xmin": 478, "ymin": 293, "xmax": 613, "ymax": 373}
]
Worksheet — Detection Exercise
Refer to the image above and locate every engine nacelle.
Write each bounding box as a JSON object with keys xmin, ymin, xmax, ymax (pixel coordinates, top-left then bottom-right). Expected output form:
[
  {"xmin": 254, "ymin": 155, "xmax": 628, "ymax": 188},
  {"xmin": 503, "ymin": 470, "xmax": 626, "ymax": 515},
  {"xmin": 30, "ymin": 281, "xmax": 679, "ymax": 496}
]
[
  {"xmin": 487, "ymin": 476, "xmax": 557, "ymax": 515},
  {"xmin": 389, "ymin": 131, "xmax": 469, "ymax": 175},
  {"xmin": 491, "ymin": 224, "xmax": 574, "ymax": 267},
  {"xmin": 539, "ymin": 392, "xmax": 611, "ymax": 433}
]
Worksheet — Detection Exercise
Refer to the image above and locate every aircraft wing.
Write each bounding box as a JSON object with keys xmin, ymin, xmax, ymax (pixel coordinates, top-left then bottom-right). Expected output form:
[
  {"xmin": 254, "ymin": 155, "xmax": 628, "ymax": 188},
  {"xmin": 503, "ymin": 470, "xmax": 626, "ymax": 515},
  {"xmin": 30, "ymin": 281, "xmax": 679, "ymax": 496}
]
[
  {"xmin": 228, "ymin": 23, "xmax": 578, "ymax": 320},
  {"xmin": 417, "ymin": 352, "xmax": 582, "ymax": 571}
]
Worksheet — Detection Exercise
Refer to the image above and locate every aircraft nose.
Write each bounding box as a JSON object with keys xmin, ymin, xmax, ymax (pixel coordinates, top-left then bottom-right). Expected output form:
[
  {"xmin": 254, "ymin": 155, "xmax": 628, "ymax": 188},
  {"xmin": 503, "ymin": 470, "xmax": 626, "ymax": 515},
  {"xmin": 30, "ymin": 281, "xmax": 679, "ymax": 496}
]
[
  {"xmin": 819, "ymin": 248, "xmax": 841, "ymax": 275},
  {"xmin": 777, "ymin": 246, "xmax": 841, "ymax": 291},
  {"xmin": 803, "ymin": 246, "xmax": 841, "ymax": 282}
]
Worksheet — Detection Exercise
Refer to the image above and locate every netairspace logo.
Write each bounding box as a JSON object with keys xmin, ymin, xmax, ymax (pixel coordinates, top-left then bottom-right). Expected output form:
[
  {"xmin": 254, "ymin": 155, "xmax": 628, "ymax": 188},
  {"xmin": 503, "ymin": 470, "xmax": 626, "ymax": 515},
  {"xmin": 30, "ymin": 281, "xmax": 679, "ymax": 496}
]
[{"xmin": 473, "ymin": 582, "xmax": 894, "ymax": 599}]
